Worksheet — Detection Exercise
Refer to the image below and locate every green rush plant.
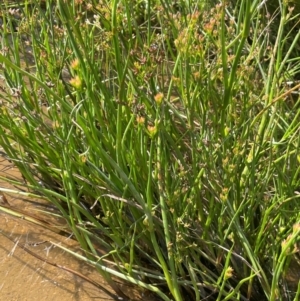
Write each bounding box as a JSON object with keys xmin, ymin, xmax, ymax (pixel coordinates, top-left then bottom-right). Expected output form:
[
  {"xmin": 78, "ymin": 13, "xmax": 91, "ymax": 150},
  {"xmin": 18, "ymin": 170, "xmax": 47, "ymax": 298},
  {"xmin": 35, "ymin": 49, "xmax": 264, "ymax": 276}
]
[{"xmin": 0, "ymin": 0, "xmax": 299, "ymax": 300}]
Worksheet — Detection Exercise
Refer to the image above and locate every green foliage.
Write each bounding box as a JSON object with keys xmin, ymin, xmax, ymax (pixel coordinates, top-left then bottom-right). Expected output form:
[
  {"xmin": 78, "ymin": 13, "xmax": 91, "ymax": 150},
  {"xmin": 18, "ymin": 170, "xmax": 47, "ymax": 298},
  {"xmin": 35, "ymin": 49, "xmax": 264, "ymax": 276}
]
[{"xmin": 0, "ymin": 0, "xmax": 299, "ymax": 300}]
